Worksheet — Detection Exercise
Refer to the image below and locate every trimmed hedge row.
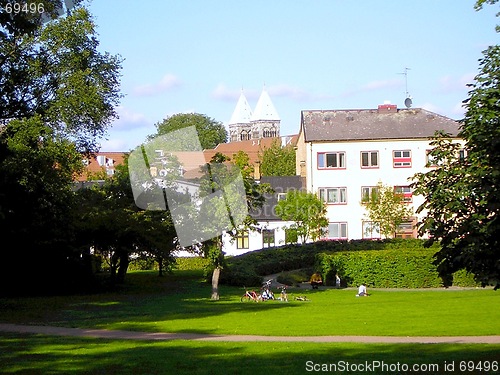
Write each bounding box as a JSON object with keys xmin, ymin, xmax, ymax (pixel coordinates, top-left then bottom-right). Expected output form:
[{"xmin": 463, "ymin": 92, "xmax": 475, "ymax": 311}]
[
  {"xmin": 316, "ymin": 249, "xmax": 480, "ymax": 288},
  {"xmin": 175, "ymin": 256, "xmax": 210, "ymax": 271},
  {"xmin": 219, "ymin": 239, "xmax": 440, "ymax": 287}
]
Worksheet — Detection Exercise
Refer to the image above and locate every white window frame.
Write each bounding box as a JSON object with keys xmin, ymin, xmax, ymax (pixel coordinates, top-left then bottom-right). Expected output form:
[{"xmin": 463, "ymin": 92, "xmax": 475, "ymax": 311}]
[
  {"xmin": 360, "ymin": 151, "xmax": 379, "ymax": 168},
  {"xmin": 361, "ymin": 186, "xmax": 379, "ymax": 203},
  {"xmin": 326, "ymin": 222, "xmax": 348, "ymax": 239},
  {"xmin": 317, "ymin": 152, "xmax": 346, "ymax": 169},
  {"xmin": 318, "ymin": 187, "xmax": 347, "ymax": 204},
  {"xmin": 362, "ymin": 221, "xmax": 381, "ymax": 239}
]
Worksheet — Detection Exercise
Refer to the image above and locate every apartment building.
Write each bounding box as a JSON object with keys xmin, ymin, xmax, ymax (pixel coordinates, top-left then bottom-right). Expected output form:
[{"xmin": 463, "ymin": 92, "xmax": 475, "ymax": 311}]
[{"xmin": 295, "ymin": 103, "xmax": 462, "ymax": 240}]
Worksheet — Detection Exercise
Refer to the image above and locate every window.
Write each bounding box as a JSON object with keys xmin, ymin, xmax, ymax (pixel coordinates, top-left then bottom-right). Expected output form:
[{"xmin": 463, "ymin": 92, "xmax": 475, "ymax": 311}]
[
  {"xmin": 263, "ymin": 128, "xmax": 276, "ymax": 138},
  {"xmin": 361, "ymin": 151, "xmax": 379, "ymax": 168},
  {"xmin": 426, "ymin": 150, "xmax": 438, "ymax": 167},
  {"xmin": 394, "ymin": 186, "xmax": 412, "ymax": 203},
  {"xmin": 395, "ymin": 221, "xmax": 415, "ymax": 238},
  {"xmin": 326, "ymin": 222, "xmax": 348, "ymax": 239},
  {"xmin": 277, "ymin": 193, "xmax": 287, "ymax": 201},
  {"xmin": 362, "ymin": 221, "xmax": 381, "ymax": 239},
  {"xmin": 317, "ymin": 152, "xmax": 346, "ymax": 169},
  {"xmin": 262, "ymin": 229, "xmax": 275, "ymax": 248},
  {"xmin": 318, "ymin": 187, "xmax": 347, "ymax": 204},
  {"xmin": 459, "ymin": 149, "xmax": 467, "ymax": 162},
  {"xmin": 393, "ymin": 150, "xmax": 412, "ymax": 167},
  {"xmin": 361, "ymin": 186, "xmax": 379, "ymax": 203},
  {"xmin": 236, "ymin": 230, "xmax": 249, "ymax": 249},
  {"xmin": 240, "ymin": 130, "xmax": 251, "ymax": 141}
]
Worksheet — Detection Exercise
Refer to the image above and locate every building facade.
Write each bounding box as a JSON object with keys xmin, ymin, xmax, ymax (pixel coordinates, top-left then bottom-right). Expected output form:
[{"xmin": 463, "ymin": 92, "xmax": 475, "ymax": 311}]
[{"xmin": 295, "ymin": 103, "xmax": 463, "ymax": 240}]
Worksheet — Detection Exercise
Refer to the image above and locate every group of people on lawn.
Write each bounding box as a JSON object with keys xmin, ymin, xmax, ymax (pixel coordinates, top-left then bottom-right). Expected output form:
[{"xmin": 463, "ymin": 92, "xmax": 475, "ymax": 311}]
[{"xmin": 309, "ymin": 272, "xmax": 369, "ymax": 296}]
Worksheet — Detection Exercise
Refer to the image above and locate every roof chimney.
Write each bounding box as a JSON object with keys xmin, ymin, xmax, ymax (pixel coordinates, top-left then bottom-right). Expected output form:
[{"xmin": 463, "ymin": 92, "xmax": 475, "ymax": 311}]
[{"xmin": 378, "ymin": 101, "xmax": 397, "ymax": 113}]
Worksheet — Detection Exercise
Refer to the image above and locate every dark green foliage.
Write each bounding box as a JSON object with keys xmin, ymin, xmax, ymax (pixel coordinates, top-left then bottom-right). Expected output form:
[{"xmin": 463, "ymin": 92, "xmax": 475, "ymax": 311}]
[
  {"xmin": 316, "ymin": 250, "xmax": 480, "ymax": 288},
  {"xmin": 276, "ymin": 268, "xmax": 314, "ymax": 286},
  {"xmin": 220, "ymin": 239, "xmax": 437, "ymax": 287},
  {"xmin": 150, "ymin": 113, "xmax": 227, "ymax": 150},
  {"xmin": 411, "ymin": 45, "xmax": 500, "ymax": 289}
]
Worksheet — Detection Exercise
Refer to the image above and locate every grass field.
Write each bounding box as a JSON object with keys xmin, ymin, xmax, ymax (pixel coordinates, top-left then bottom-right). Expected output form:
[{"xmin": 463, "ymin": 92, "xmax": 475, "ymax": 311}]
[{"xmin": 1, "ymin": 270, "xmax": 499, "ymax": 374}]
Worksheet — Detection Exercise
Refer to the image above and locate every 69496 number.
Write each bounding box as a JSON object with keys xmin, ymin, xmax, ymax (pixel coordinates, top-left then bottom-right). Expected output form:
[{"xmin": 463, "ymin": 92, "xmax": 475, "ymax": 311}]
[{"xmin": 4, "ymin": 2, "xmax": 45, "ymax": 14}]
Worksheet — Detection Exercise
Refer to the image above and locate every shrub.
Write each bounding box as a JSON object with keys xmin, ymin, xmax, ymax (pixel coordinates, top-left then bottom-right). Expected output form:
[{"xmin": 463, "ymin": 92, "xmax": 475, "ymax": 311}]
[
  {"xmin": 174, "ymin": 256, "xmax": 210, "ymax": 271},
  {"xmin": 276, "ymin": 268, "xmax": 314, "ymax": 286},
  {"xmin": 316, "ymin": 249, "xmax": 480, "ymax": 288},
  {"xmin": 219, "ymin": 238, "xmax": 451, "ymax": 287}
]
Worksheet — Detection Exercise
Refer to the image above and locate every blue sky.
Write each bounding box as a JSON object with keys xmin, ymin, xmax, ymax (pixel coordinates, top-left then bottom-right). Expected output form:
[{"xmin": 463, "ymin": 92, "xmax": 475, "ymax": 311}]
[{"xmin": 85, "ymin": 0, "xmax": 498, "ymax": 152}]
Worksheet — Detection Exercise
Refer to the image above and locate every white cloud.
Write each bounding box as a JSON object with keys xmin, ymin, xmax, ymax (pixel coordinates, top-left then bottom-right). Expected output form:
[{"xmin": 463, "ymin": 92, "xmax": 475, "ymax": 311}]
[
  {"xmin": 112, "ymin": 106, "xmax": 151, "ymax": 131},
  {"xmin": 133, "ymin": 74, "xmax": 182, "ymax": 96},
  {"xmin": 99, "ymin": 138, "xmax": 130, "ymax": 152},
  {"xmin": 268, "ymin": 84, "xmax": 311, "ymax": 101}
]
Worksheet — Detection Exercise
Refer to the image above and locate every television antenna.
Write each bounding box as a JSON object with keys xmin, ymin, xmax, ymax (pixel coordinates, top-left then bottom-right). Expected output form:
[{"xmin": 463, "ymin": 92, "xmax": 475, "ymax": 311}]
[{"xmin": 398, "ymin": 67, "xmax": 413, "ymax": 108}]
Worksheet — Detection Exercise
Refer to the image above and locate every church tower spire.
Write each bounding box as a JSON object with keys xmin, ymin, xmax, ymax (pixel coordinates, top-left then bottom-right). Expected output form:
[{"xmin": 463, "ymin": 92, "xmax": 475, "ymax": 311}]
[
  {"xmin": 250, "ymin": 86, "xmax": 280, "ymax": 139},
  {"xmin": 228, "ymin": 89, "xmax": 253, "ymax": 142},
  {"xmin": 227, "ymin": 86, "xmax": 281, "ymax": 142}
]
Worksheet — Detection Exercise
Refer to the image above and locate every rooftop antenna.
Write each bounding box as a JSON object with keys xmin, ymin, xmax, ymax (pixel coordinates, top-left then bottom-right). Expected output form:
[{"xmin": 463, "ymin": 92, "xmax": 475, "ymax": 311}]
[{"xmin": 398, "ymin": 67, "xmax": 413, "ymax": 108}]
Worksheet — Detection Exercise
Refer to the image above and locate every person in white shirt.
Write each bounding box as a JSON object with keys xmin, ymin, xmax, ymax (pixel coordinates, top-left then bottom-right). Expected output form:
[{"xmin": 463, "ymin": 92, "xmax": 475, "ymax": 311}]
[{"xmin": 356, "ymin": 283, "xmax": 368, "ymax": 297}]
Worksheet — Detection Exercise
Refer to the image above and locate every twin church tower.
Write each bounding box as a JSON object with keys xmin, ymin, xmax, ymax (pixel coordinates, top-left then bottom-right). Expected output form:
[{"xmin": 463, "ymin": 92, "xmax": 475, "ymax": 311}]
[{"xmin": 227, "ymin": 87, "xmax": 281, "ymax": 142}]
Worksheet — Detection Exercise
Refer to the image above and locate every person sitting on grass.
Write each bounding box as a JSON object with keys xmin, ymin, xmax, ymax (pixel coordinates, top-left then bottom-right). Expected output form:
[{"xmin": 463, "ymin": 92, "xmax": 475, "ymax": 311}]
[
  {"xmin": 310, "ymin": 272, "xmax": 323, "ymax": 289},
  {"xmin": 356, "ymin": 283, "xmax": 369, "ymax": 297}
]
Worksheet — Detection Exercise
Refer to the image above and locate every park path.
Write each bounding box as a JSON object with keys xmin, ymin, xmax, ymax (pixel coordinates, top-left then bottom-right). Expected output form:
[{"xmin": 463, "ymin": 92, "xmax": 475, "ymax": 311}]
[{"xmin": 1, "ymin": 323, "xmax": 499, "ymax": 344}]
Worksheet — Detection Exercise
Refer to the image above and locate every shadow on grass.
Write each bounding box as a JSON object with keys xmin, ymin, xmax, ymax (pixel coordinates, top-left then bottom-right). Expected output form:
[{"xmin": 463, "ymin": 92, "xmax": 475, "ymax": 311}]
[
  {"xmin": 0, "ymin": 272, "xmax": 305, "ymax": 334},
  {"xmin": 1, "ymin": 332, "xmax": 499, "ymax": 375}
]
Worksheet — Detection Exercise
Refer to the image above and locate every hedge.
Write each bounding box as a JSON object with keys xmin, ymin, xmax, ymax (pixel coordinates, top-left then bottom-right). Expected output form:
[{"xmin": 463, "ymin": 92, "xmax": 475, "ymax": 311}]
[
  {"xmin": 316, "ymin": 249, "xmax": 480, "ymax": 288},
  {"xmin": 219, "ymin": 238, "xmax": 440, "ymax": 287}
]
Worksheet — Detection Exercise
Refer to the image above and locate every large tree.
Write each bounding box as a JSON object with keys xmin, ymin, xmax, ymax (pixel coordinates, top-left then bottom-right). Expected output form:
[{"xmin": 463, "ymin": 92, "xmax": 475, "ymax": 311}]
[
  {"xmin": 0, "ymin": 3, "xmax": 122, "ymax": 294},
  {"xmin": 259, "ymin": 138, "xmax": 296, "ymax": 176},
  {"xmin": 150, "ymin": 113, "xmax": 227, "ymax": 150},
  {"xmin": 411, "ymin": 45, "xmax": 500, "ymax": 289},
  {"xmin": 73, "ymin": 161, "xmax": 177, "ymax": 286},
  {"xmin": 197, "ymin": 152, "xmax": 271, "ymax": 300}
]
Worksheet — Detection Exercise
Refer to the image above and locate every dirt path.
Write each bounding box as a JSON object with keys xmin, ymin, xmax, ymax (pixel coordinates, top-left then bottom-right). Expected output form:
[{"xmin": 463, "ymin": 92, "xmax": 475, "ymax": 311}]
[{"xmin": 1, "ymin": 323, "xmax": 499, "ymax": 344}]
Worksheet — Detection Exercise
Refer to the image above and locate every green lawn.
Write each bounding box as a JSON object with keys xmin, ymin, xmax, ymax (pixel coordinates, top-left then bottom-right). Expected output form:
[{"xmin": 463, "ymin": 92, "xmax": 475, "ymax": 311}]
[
  {"xmin": 0, "ymin": 270, "xmax": 499, "ymax": 374},
  {"xmin": 1, "ymin": 333, "xmax": 499, "ymax": 375}
]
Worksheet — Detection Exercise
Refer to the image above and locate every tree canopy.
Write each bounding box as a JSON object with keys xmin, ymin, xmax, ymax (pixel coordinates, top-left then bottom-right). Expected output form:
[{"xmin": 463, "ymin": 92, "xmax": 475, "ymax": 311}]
[
  {"xmin": 362, "ymin": 182, "xmax": 414, "ymax": 238},
  {"xmin": 259, "ymin": 138, "xmax": 296, "ymax": 176},
  {"xmin": 411, "ymin": 45, "xmax": 500, "ymax": 289},
  {"xmin": 0, "ymin": 2, "xmax": 123, "ymax": 294},
  {"xmin": 150, "ymin": 113, "xmax": 227, "ymax": 150},
  {"xmin": 276, "ymin": 190, "xmax": 328, "ymax": 243}
]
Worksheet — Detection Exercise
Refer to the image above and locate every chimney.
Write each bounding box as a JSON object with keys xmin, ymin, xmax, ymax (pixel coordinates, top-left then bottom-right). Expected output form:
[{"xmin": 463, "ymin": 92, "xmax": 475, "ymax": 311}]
[
  {"xmin": 378, "ymin": 101, "xmax": 397, "ymax": 113},
  {"xmin": 254, "ymin": 160, "xmax": 261, "ymax": 180}
]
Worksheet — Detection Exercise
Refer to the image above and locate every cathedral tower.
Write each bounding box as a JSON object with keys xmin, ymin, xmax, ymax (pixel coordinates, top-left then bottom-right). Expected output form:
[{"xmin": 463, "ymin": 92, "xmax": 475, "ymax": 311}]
[{"xmin": 227, "ymin": 87, "xmax": 280, "ymax": 142}]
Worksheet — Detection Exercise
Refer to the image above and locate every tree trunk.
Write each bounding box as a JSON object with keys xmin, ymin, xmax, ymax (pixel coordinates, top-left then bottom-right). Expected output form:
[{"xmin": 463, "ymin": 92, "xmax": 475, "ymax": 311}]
[
  {"xmin": 116, "ymin": 249, "xmax": 129, "ymax": 284},
  {"xmin": 158, "ymin": 256, "xmax": 164, "ymax": 277},
  {"xmin": 211, "ymin": 266, "xmax": 221, "ymax": 300}
]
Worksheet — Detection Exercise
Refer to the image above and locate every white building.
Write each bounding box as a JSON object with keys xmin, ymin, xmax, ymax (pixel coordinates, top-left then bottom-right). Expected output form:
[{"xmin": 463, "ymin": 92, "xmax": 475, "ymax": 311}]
[
  {"xmin": 295, "ymin": 103, "xmax": 463, "ymax": 240},
  {"xmin": 222, "ymin": 176, "xmax": 305, "ymax": 256}
]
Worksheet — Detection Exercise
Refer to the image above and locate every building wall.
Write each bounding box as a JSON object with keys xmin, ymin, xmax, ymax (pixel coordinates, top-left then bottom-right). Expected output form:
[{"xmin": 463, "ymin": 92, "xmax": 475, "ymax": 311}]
[
  {"xmin": 222, "ymin": 220, "xmax": 296, "ymax": 256},
  {"xmin": 305, "ymin": 138, "xmax": 465, "ymax": 240}
]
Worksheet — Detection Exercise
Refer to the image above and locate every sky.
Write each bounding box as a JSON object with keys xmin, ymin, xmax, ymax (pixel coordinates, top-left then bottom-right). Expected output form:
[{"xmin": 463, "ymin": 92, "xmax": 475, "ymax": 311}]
[{"xmin": 84, "ymin": 0, "xmax": 499, "ymax": 152}]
